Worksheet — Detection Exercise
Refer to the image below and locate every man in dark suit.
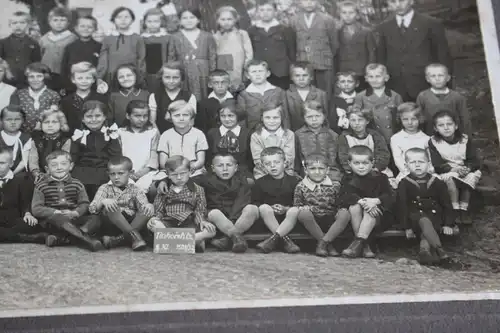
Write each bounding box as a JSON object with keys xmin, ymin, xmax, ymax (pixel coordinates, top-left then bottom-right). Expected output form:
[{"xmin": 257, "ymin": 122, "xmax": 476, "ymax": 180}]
[{"xmin": 376, "ymin": 0, "xmax": 452, "ymax": 101}]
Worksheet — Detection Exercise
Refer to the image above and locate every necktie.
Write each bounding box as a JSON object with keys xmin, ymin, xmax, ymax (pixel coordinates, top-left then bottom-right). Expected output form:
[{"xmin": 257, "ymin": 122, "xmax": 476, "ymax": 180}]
[{"xmin": 399, "ymin": 18, "xmax": 407, "ymax": 35}]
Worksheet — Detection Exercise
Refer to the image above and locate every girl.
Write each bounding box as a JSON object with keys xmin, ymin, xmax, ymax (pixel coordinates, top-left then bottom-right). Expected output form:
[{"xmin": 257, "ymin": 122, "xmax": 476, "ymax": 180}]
[
  {"xmin": 0, "ymin": 105, "xmax": 32, "ymax": 176},
  {"xmin": 213, "ymin": 6, "xmax": 253, "ymax": 94},
  {"xmin": 390, "ymin": 102, "xmax": 433, "ymax": 184},
  {"xmin": 141, "ymin": 8, "xmax": 177, "ymax": 91},
  {"xmin": 337, "ymin": 105, "xmax": 394, "ymax": 183},
  {"xmin": 96, "ymin": 7, "xmax": 146, "ymax": 85},
  {"xmin": 157, "ymin": 100, "xmax": 208, "ymax": 177},
  {"xmin": 71, "ymin": 100, "xmax": 121, "ymax": 199},
  {"xmin": 295, "ymin": 101, "xmax": 342, "ymax": 182},
  {"xmin": 9, "ymin": 63, "xmax": 60, "ymax": 133},
  {"xmin": 28, "ymin": 105, "xmax": 71, "ymax": 181},
  {"xmin": 205, "ymin": 99, "xmax": 252, "ymax": 176},
  {"xmin": 118, "ymin": 100, "xmax": 161, "ymax": 193},
  {"xmin": 172, "ymin": 8, "xmax": 217, "ymax": 101},
  {"xmin": 250, "ymin": 103, "xmax": 295, "ymax": 179},
  {"xmin": 148, "ymin": 61, "xmax": 197, "ymax": 133},
  {"xmin": 429, "ymin": 110, "xmax": 482, "ymax": 225},
  {"xmin": 108, "ymin": 64, "xmax": 150, "ymax": 126},
  {"xmin": 0, "ymin": 59, "xmax": 16, "ymax": 115}
]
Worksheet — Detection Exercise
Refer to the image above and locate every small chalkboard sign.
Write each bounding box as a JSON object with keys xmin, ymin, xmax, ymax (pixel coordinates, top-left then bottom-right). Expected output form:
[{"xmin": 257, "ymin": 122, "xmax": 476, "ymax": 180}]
[{"xmin": 153, "ymin": 228, "xmax": 196, "ymax": 254}]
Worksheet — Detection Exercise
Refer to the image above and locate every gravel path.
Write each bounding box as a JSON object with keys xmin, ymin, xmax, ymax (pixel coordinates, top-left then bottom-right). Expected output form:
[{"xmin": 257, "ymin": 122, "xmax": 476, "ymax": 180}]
[{"xmin": 0, "ymin": 244, "xmax": 499, "ymax": 311}]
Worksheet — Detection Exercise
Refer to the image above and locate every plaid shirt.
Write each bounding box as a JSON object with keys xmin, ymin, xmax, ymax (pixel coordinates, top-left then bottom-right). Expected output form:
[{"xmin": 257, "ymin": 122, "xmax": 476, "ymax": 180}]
[
  {"xmin": 153, "ymin": 181, "xmax": 207, "ymax": 226},
  {"xmin": 89, "ymin": 181, "xmax": 150, "ymax": 216}
]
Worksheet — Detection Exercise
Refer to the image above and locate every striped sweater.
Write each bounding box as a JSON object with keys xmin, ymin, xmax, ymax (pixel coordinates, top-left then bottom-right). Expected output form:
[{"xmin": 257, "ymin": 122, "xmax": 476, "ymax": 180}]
[{"xmin": 31, "ymin": 175, "xmax": 89, "ymax": 219}]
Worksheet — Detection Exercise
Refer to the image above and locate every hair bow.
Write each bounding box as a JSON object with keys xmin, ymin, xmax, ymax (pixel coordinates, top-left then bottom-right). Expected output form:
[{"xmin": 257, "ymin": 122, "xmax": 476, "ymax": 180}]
[
  {"xmin": 101, "ymin": 123, "xmax": 119, "ymax": 141},
  {"xmin": 336, "ymin": 108, "xmax": 350, "ymax": 129},
  {"xmin": 72, "ymin": 129, "xmax": 90, "ymax": 145}
]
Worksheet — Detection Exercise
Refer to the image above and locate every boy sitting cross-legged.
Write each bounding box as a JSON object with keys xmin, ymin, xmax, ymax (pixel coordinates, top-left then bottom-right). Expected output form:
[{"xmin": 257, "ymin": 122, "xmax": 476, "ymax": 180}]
[
  {"xmin": 31, "ymin": 150, "xmax": 104, "ymax": 252},
  {"xmin": 294, "ymin": 153, "xmax": 351, "ymax": 257},
  {"xmin": 252, "ymin": 147, "xmax": 301, "ymax": 254},
  {"xmin": 194, "ymin": 153, "xmax": 259, "ymax": 253},
  {"xmin": 88, "ymin": 156, "xmax": 153, "ymax": 251},
  {"xmin": 148, "ymin": 155, "xmax": 216, "ymax": 253},
  {"xmin": 337, "ymin": 145, "xmax": 396, "ymax": 258}
]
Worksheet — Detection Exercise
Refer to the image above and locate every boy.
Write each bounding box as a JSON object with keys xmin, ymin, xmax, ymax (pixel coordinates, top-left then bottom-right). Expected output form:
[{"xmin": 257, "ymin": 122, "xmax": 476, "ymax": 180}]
[
  {"xmin": 354, "ymin": 63, "xmax": 403, "ymax": 144},
  {"xmin": 147, "ymin": 155, "xmax": 216, "ymax": 253},
  {"xmin": 39, "ymin": 6, "xmax": 78, "ymax": 92},
  {"xmin": 397, "ymin": 148, "xmax": 453, "ymax": 265},
  {"xmin": 195, "ymin": 70, "xmax": 233, "ymax": 133},
  {"xmin": 252, "ymin": 147, "xmax": 301, "ymax": 253},
  {"xmin": 0, "ymin": 148, "xmax": 47, "ymax": 244},
  {"xmin": 60, "ymin": 62, "xmax": 109, "ymax": 132},
  {"xmin": 284, "ymin": 62, "xmax": 329, "ymax": 131},
  {"xmin": 337, "ymin": 146, "xmax": 395, "ymax": 258},
  {"xmin": 89, "ymin": 156, "xmax": 153, "ymax": 251},
  {"xmin": 416, "ymin": 63, "xmax": 471, "ymax": 136},
  {"xmin": 294, "ymin": 153, "xmax": 351, "ymax": 257},
  {"xmin": 0, "ymin": 11, "xmax": 41, "ymax": 88},
  {"xmin": 336, "ymin": 1, "xmax": 376, "ymax": 92},
  {"xmin": 237, "ymin": 59, "xmax": 287, "ymax": 133},
  {"xmin": 195, "ymin": 153, "xmax": 259, "ymax": 253},
  {"xmin": 289, "ymin": 0, "xmax": 338, "ymax": 95},
  {"xmin": 248, "ymin": 0, "xmax": 296, "ymax": 90},
  {"xmin": 376, "ymin": 0, "xmax": 451, "ymax": 101},
  {"xmin": 31, "ymin": 150, "xmax": 104, "ymax": 252},
  {"xmin": 332, "ymin": 71, "xmax": 359, "ymax": 133},
  {"xmin": 61, "ymin": 15, "xmax": 102, "ymax": 91}
]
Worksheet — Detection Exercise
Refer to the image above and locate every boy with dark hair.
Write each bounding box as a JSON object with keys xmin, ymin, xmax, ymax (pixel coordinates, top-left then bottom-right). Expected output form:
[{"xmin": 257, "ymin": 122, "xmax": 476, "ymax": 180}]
[
  {"xmin": 294, "ymin": 153, "xmax": 351, "ymax": 257},
  {"xmin": 333, "ymin": 71, "xmax": 359, "ymax": 133},
  {"xmin": 31, "ymin": 150, "xmax": 104, "ymax": 252},
  {"xmin": 337, "ymin": 145, "xmax": 395, "ymax": 258},
  {"xmin": 252, "ymin": 147, "xmax": 301, "ymax": 253},
  {"xmin": 89, "ymin": 156, "xmax": 153, "ymax": 251},
  {"xmin": 0, "ymin": 11, "xmax": 42, "ymax": 88}
]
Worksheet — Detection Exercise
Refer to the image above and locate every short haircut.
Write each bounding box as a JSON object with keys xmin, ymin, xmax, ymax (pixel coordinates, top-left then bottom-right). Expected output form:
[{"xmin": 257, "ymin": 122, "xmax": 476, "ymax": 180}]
[
  {"xmin": 212, "ymin": 152, "xmax": 238, "ymax": 164},
  {"xmin": 260, "ymin": 146, "xmax": 285, "ymax": 161},
  {"xmin": 217, "ymin": 98, "xmax": 245, "ymax": 122},
  {"xmin": 304, "ymin": 153, "xmax": 329, "ymax": 168},
  {"xmin": 0, "ymin": 58, "xmax": 14, "ymax": 81},
  {"xmin": 425, "ymin": 63, "xmax": 449, "ymax": 75},
  {"xmin": 164, "ymin": 155, "xmax": 191, "ymax": 173},
  {"xmin": 25, "ymin": 62, "xmax": 51, "ymax": 80},
  {"xmin": 405, "ymin": 147, "xmax": 429, "ymax": 162},
  {"xmin": 110, "ymin": 7, "xmax": 135, "ymax": 22},
  {"xmin": 245, "ymin": 59, "xmax": 269, "ymax": 72},
  {"xmin": 348, "ymin": 145, "xmax": 374, "ymax": 161},
  {"xmin": 112, "ymin": 63, "xmax": 145, "ymax": 91},
  {"xmin": 167, "ymin": 100, "xmax": 195, "ymax": 119},
  {"xmin": 209, "ymin": 69, "xmax": 230, "ymax": 81},
  {"xmin": 365, "ymin": 63, "xmax": 388, "ymax": 75},
  {"xmin": 46, "ymin": 150, "xmax": 72, "ymax": 164},
  {"xmin": 338, "ymin": 0, "xmax": 359, "ymax": 12},
  {"xmin": 157, "ymin": 61, "xmax": 185, "ymax": 81},
  {"xmin": 290, "ymin": 62, "xmax": 314, "ymax": 76},
  {"xmin": 70, "ymin": 61, "xmax": 97, "ymax": 79},
  {"xmin": 396, "ymin": 102, "xmax": 424, "ymax": 125},
  {"xmin": 48, "ymin": 6, "xmax": 71, "ymax": 21},
  {"xmin": 302, "ymin": 100, "xmax": 326, "ymax": 118},
  {"xmin": 108, "ymin": 156, "xmax": 133, "ymax": 171},
  {"xmin": 126, "ymin": 100, "xmax": 149, "ymax": 115},
  {"xmin": 0, "ymin": 104, "xmax": 25, "ymax": 120},
  {"xmin": 256, "ymin": 0, "xmax": 278, "ymax": 9},
  {"xmin": 36, "ymin": 105, "xmax": 70, "ymax": 132},
  {"xmin": 336, "ymin": 71, "xmax": 359, "ymax": 82},
  {"xmin": 76, "ymin": 15, "xmax": 98, "ymax": 29},
  {"xmin": 82, "ymin": 100, "xmax": 109, "ymax": 118},
  {"xmin": 10, "ymin": 11, "xmax": 30, "ymax": 22},
  {"xmin": 346, "ymin": 104, "xmax": 373, "ymax": 123}
]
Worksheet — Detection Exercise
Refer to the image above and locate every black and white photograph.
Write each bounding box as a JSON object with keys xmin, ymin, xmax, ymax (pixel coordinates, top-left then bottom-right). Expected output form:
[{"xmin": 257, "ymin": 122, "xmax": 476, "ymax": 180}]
[{"xmin": 0, "ymin": 0, "xmax": 500, "ymax": 331}]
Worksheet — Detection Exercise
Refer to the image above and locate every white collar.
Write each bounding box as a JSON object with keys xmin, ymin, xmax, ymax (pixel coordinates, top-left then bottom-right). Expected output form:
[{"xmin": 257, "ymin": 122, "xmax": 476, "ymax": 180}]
[
  {"xmin": 107, "ymin": 179, "xmax": 136, "ymax": 186},
  {"xmin": 220, "ymin": 125, "xmax": 241, "ymax": 137},
  {"xmin": 142, "ymin": 29, "xmax": 168, "ymax": 37},
  {"xmin": 29, "ymin": 86, "xmax": 47, "ymax": 97},
  {"xmin": 339, "ymin": 91, "xmax": 357, "ymax": 99},
  {"xmin": 208, "ymin": 91, "xmax": 233, "ymax": 102},
  {"xmin": 396, "ymin": 9, "xmax": 414, "ymax": 27},
  {"xmin": 431, "ymin": 87, "xmax": 450, "ymax": 95},
  {"xmin": 110, "ymin": 30, "xmax": 135, "ymax": 36},
  {"xmin": 254, "ymin": 19, "xmax": 280, "ymax": 29},
  {"xmin": 46, "ymin": 30, "xmax": 73, "ymax": 41},
  {"xmin": 246, "ymin": 82, "xmax": 276, "ymax": 94},
  {"xmin": 373, "ymin": 87, "xmax": 386, "ymax": 97},
  {"xmin": 302, "ymin": 176, "xmax": 332, "ymax": 191},
  {"xmin": 400, "ymin": 129, "xmax": 426, "ymax": 138},
  {"xmin": 261, "ymin": 127, "xmax": 284, "ymax": 139}
]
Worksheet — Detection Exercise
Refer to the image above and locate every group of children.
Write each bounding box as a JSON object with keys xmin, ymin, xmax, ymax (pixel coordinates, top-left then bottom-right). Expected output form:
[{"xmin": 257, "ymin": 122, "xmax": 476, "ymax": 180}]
[{"xmin": 0, "ymin": 0, "xmax": 482, "ymax": 265}]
